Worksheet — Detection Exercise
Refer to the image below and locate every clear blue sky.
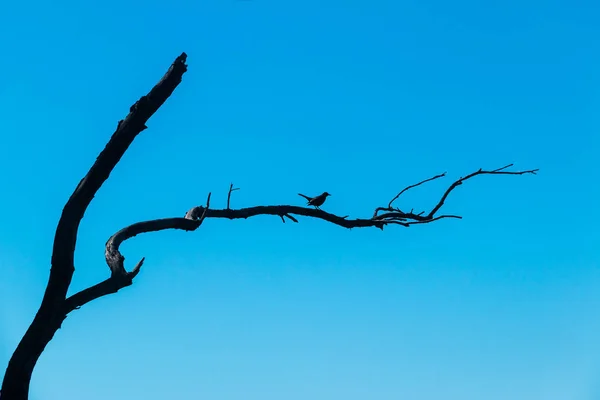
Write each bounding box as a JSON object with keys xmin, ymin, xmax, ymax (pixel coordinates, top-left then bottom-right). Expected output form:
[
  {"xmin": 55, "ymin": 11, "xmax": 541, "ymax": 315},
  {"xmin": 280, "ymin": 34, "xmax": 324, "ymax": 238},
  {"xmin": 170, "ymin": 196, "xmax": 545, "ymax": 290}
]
[{"xmin": 1, "ymin": 0, "xmax": 599, "ymax": 399}]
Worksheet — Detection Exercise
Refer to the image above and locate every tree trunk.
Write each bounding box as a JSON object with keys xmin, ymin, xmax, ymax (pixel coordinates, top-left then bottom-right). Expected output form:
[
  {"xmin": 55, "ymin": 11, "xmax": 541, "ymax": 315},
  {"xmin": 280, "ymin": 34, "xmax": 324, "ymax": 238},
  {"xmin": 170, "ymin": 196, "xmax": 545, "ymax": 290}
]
[
  {"xmin": 1, "ymin": 308, "xmax": 65, "ymax": 400},
  {"xmin": 1, "ymin": 53, "xmax": 190, "ymax": 400}
]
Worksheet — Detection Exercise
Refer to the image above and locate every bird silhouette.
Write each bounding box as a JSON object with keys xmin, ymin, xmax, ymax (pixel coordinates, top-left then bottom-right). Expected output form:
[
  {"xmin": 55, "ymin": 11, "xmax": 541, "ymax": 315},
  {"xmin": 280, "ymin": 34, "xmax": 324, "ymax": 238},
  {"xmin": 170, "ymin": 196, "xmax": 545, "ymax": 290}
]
[{"xmin": 298, "ymin": 192, "xmax": 331, "ymax": 210}]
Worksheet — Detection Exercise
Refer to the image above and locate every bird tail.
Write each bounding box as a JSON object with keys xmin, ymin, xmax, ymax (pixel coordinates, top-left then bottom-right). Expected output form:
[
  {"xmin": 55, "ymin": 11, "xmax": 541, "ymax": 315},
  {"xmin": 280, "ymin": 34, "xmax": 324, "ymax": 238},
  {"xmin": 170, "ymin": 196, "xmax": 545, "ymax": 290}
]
[{"xmin": 298, "ymin": 193, "xmax": 312, "ymax": 201}]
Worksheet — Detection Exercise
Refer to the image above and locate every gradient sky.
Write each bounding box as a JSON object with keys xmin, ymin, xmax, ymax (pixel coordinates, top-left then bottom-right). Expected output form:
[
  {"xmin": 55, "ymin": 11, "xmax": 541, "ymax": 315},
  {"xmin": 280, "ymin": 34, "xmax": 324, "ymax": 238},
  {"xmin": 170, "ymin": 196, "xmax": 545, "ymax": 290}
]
[{"xmin": 1, "ymin": 0, "xmax": 599, "ymax": 399}]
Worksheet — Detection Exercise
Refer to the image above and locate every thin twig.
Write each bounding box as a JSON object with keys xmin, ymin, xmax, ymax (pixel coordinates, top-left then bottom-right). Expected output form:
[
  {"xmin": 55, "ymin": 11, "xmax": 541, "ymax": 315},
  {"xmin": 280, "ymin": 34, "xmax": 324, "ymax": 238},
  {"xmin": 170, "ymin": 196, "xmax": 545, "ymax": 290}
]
[
  {"xmin": 227, "ymin": 183, "xmax": 240, "ymax": 209},
  {"xmin": 388, "ymin": 172, "xmax": 446, "ymax": 208},
  {"xmin": 284, "ymin": 214, "xmax": 299, "ymax": 223}
]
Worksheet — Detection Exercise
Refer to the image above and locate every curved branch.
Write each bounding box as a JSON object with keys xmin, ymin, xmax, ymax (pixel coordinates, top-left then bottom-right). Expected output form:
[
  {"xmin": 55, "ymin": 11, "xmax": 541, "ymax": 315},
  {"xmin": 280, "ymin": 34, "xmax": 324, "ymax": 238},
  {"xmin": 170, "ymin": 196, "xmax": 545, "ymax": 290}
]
[
  {"xmin": 64, "ymin": 193, "xmax": 212, "ymax": 313},
  {"xmin": 64, "ymin": 206, "xmax": 388, "ymax": 312},
  {"xmin": 64, "ymin": 217, "xmax": 202, "ymax": 313},
  {"xmin": 65, "ymin": 163, "xmax": 538, "ymax": 312},
  {"xmin": 387, "ymin": 172, "xmax": 447, "ymax": 208}
]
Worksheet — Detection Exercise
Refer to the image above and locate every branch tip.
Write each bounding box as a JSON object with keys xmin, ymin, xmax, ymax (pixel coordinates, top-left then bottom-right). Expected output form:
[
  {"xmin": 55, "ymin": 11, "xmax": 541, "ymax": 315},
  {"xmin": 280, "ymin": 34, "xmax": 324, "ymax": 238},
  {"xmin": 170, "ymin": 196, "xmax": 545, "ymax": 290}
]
[
  {"xmin": 386, "ymin": 171, "xmax": 447, "ymax": 209},
  {"xmin": 130, "ymin": 257, "xmax": 145, "ymax": 278},
  {"xmin": 48, "ymin": 51, "xmax": 189, "ymax": 306},
  {"xmin": 227, "ymin": 183, "xmax": 240, "ymax": 209},
  {"xmin": 285, "ymin": 214, "xmax": 299, "ymax": 223}
]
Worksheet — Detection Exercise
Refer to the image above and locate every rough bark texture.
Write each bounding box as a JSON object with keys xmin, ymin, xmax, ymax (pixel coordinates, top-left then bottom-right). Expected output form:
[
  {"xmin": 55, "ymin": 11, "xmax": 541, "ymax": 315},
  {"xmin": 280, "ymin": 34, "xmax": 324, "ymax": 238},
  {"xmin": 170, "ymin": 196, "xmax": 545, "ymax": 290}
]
[{"xmin": 1, "ymin": 52, "xmax": 537, "ymax": 400}]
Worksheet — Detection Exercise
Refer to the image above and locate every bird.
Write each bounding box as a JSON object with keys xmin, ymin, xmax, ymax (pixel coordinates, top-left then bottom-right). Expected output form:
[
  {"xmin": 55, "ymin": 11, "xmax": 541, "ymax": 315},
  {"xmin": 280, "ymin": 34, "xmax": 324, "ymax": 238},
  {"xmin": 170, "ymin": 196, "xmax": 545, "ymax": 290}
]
[{"xmin": 298, "ymin": 192, "xmax": 331, "ymax": 210}]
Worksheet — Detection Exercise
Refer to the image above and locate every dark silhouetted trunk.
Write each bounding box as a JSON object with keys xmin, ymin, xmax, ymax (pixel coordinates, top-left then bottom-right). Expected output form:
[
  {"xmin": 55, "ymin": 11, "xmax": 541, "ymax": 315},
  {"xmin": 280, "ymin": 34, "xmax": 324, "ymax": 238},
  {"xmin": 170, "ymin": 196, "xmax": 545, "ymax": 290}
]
[{"xmin": 2, "ymin": 307, "xmax": 65, "ymax": 400}]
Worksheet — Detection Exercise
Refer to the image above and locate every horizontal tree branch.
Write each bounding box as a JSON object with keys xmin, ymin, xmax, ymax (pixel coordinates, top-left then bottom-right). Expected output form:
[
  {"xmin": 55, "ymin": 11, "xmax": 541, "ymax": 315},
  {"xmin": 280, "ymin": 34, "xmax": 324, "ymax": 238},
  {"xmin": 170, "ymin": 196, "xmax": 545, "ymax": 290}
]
[
  {"xmin": 373, "ymin": 163, "xmax": 539, "ymax": 219},
  {"xmin": 65, "ymin": 164, "xmax": 538, "ymax": 312}
]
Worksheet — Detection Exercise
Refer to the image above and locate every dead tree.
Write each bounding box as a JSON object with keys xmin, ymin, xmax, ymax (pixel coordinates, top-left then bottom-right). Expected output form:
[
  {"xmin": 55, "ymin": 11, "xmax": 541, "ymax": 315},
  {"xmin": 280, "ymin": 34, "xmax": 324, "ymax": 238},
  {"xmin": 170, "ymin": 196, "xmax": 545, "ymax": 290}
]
[{"xmin": 0, "ymin": 53, "xmax": 538, "ymax": 400}]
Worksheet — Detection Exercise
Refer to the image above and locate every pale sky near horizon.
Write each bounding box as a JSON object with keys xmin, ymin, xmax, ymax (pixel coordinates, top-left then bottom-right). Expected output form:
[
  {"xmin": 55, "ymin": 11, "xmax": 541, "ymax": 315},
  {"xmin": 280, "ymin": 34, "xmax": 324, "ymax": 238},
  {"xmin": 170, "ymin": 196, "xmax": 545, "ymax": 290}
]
[{"xmin": 1, "ymin": 0, "xmax": 599, "ymax": 399}]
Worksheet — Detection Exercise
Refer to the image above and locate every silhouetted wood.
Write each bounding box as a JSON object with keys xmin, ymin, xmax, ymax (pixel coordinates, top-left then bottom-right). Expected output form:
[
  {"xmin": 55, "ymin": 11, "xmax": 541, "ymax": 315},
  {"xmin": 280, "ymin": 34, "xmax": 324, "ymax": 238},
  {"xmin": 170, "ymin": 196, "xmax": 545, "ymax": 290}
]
[
  {"xmin": 0, "ymin": 53, "xmax": 537, "ymax": 400},
  {"xmin": 0, "ymin": 53, "xmax": 188, "ymax": 400}
]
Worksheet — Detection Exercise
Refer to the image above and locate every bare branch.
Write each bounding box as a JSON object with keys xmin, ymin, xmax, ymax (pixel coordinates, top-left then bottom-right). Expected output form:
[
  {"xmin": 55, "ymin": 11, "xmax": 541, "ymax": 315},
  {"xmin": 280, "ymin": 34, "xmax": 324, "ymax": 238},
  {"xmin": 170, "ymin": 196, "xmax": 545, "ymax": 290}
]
[
  {"xmin": 373, "ymin": 172, "xmax": 446, "ymax": 218},
  {"xmin": 64, "ymin": 164, "xmax": 537, "ymax": 313},
  {"xmin": 285, "ymin": 214, "xmax": 299, "ymax": 223},
  {"xmin": 62, "ymin": 204, "xmax": 389, "ymax": 312},
  {"xmin": 389, "ymin": 172, "xmax": 446, "ymax": 208},
  {"xmin": 65, "ymin": 192, "xmax": 213, "ymax": 312},
  {"xmin": 279, "ymin": 214, "xmax": 299, "ymax": 224},
  {"xmin": 428, "ymin": 164, "xmax": 539, "ymax": 217},
  {"xmin": 64, "ymin": 206, "xmax": 389, "ymax": 313},
  {"xmin": 227, "ymin": 183, "xmax": 240, "ymax": 209},
  {"xmin": 32, "ymin": 54, "xmax": 187, "ymax": 311},
  {"xmin": 58, "ymin": 54, "xmax": 189, "ymax": 310},
  {"xmin": 64, "ymin": 217, "xmax": 202, "ymax": 313},
  {"xmin": 406, "ymin": 215, "xmax": 462, "ymax": 225},
  {"xmin": 82, "ymin": 165, "xmax": 536, "ymax": 311},
  {"xmin": 373, "ymin": 164, "xmax": 538, "ymax": 222},
  {"xmin": 195, "ymin": 205, "xmax": 392, "ymax": 228},
  {"xmin": 130, "ymin": 257, "xmax": 145, "ymax": 279},
  {"xmin": 200, "ymin": 192, "xmax": 212, "ymax": 223},
  {"xmin": 49, "ymin": 52, "xmax": 188, "ymax": 303}
]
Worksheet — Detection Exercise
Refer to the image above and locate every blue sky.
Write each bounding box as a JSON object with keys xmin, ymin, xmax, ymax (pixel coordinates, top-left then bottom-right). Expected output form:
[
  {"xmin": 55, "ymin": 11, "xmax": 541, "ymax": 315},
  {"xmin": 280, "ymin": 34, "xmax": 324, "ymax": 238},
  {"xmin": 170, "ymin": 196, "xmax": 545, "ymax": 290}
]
[{"xmin": 1, "ymin": 0, "xmax": 599, "ymax": 399}]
